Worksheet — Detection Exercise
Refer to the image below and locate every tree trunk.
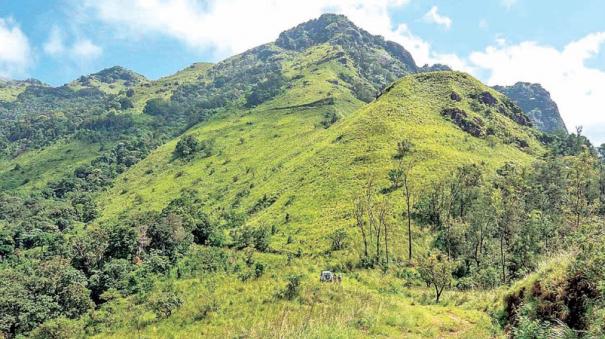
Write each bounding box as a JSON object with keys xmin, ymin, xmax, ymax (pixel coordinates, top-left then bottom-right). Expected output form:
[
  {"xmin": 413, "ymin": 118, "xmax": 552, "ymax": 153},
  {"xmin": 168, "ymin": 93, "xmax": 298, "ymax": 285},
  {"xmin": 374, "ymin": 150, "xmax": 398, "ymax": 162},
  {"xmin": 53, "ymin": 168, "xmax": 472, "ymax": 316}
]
[
  {"xmin": 404, "ymin": 176, "xmax": 412, "ymax": 261},
  {"xmin": 384, "ymin": 216, "xmax": 389, "ymax": 266},
  {"xmin": 500, "ymin": 229, "xmax": 506, "ymax": 284}
]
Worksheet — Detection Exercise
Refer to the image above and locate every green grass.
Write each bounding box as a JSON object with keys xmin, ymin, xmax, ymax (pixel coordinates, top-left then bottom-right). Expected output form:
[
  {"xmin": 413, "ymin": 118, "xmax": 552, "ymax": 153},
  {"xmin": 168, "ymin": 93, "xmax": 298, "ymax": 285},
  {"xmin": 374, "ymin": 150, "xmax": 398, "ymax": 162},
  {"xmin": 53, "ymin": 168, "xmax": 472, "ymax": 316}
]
[
  {"xmin": 0, "ymin": 139, "xmax": 104, "ymax": 193},
  {"xmin": 87, "ymin": 47, "xmax": 545, "ymax": 337},
  {"xmin": 98, "ymin": 55, "xmax": 543, "ymax": 259},
  {"xmin": 128, "ymin": 62, "xmax": 214, "ymax": 112},
  {"xmin": 1, "ymin": 42, "xmax": 548, "ymax": 337},
  {"xmin": 0, "ymin": 82, "xmax": 28, "ymax": 102},
  {"xmin": 86, "ymin": 247, "xmax": 500, "ymax": 339}
]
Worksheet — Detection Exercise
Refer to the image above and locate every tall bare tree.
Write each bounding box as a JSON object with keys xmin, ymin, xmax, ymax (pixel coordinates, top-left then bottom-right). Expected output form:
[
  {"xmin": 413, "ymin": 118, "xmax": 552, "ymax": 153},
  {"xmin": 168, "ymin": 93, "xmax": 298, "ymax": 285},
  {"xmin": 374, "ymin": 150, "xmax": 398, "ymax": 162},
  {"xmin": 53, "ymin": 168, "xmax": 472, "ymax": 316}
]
[{"xmin": 393, "ymin": 139, "xmax": 415, "ymax": 261}]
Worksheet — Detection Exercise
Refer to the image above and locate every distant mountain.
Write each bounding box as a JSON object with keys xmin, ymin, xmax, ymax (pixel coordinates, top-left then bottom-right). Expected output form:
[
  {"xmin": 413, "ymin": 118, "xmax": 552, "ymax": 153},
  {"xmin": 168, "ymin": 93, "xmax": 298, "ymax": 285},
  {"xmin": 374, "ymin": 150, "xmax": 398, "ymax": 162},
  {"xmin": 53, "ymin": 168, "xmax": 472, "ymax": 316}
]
[
  {"xmin": 494, "ymin": 82, "xmax": 567, "ymax": 133},
  {"xmin": 69, "ymin": 65, "xmax": 149, "ymax": 94},
  {"xmin": 418, "ymin": 63, "xmax": 452, "ymax": 72}
]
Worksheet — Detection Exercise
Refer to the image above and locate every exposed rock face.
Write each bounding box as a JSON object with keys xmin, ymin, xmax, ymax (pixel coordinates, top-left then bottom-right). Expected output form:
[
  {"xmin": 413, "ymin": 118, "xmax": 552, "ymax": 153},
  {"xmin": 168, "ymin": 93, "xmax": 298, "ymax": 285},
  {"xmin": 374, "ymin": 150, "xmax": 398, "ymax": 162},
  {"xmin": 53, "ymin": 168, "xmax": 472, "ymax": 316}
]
[
  {"xmin": 493, "ymin": 82, "xmax": 567, "ymax": 133},
  {"xmin": 478, "ymin": 92, "xmax": 497, "ymax": 106},
  {"xmin": 441, "ymin": 108, "xmax": 484, "ymax": 137},
  {"xmin": 450, "ymin": 92, "xmax": 461, "ymax": 102},
  {"xmin": 499, "ymin": 99, "xmax": 533, "ymax": 127},
  {"xmin": 418, "ymin": 63, "xmax": 452, "ymax": 72}
]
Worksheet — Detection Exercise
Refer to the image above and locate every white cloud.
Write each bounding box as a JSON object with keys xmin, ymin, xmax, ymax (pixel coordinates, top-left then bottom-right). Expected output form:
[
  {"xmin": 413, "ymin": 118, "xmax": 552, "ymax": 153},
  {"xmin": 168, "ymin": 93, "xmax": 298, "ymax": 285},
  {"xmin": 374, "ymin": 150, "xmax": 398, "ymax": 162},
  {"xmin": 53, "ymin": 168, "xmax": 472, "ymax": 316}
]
[
  {"xmin": 469, "ymin": 32, "xmax": 605, "ymax": 144},
  {"xmin": 74, "ymin": 0, "xmax": 605, "ymax": 145},
  {"xmin": 71, "ymin": 39, "xmax": 102, "ymax": 59},
  {"xmin": 422, "ymin": 6, "xmax": 452, "ymax": 30},
  {"xmin": 44, "ymin": 26, "xmax": 66, "ymax": 56},
  {"xmin": 0, "ymin": 17, "xmax": 32, "ymax": 78},
  {"xmin": 388, "ymin": 23, "xmax": 473, "ymax": 72},
  {"xmin": 77, "ymin": 0, "xmax": 410, "ymax": 58},
  {"xmin": 77, "ymin": 0, "xmax": 467, "ymax": 71},
  {"xmin": 43, "ymin": 26, "xmax": 102, "ymax": 61}
]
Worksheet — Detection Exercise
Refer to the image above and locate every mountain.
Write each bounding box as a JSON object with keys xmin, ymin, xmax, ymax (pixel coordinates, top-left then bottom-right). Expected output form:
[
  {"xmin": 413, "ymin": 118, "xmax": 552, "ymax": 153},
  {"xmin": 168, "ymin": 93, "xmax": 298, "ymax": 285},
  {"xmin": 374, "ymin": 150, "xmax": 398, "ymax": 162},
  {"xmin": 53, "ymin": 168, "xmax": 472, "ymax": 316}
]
[
  {"xmin": 3, "ymin": 13, "xmax": 599, "ymax": 339},
  {"xmin": 275, "ymin": 13, "xmax": 418, "ymax": 101},
  {"xmin": 69, "ymin": 66, "xmax": 149, "ymax": 94},
  {"xmin": 494, "ymin": 82, "xmax": 567, "ymax": 133},
  {"xmin": 0, "ymin": 78, "xmax": 47, "ymax": 102}
]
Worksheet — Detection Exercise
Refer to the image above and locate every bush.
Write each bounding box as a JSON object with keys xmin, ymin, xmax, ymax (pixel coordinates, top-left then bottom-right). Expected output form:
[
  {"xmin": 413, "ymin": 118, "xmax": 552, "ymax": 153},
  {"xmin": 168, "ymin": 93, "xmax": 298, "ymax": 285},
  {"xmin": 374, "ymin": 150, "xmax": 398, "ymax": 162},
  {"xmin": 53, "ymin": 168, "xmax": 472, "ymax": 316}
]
[
  {"xmin": 233, "ymin": 227, "xmax": 270, "ymax": 252},
  {"xmin": 119, "ymin": 97, "xmax": 134, "ymax": 110},
  {"xmin": 279, "ymin": 275, "xmax": 301, "ymax": 300},
  {"xmin": 149, "ymin": 288, "xmax": 182, "ymax": 319},
  {"xmin": 328, "ymin": 228, "xmax": 348, "ymax": 251},
  {"xmin": 143, "ymin": 98, "xmax": 172, "ymax": 116},
  {"xmin": 174, "ymin": 135, "xmax": 213, "ymax": 160},
  {"xmin": 174, "ymin": 135, "xmax": 200, "ymax": 159},
  {"xmin": 29, "ymin": 317, "xmax": 84, "ymax": 339}
]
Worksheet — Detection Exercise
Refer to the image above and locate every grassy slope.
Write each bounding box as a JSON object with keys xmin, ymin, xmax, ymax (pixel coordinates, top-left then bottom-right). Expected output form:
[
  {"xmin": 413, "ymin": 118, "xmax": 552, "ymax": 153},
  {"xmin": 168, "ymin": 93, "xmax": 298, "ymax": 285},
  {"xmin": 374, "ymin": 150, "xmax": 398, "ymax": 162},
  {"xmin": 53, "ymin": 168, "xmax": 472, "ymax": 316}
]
[
  {"xmin": 129, "ymin": 62, "xmax": 214, "ymax": 112},
  {"xmin": 0, "ymin": 83, "xmax": 28, "ymax": 102},
  {"xmin": 90, "ymin": 248, "xmax": 498, "ymax": 338},
  {"xmin": 0, "ymin": 139, "xmax": 103, "ymax": 193},
  {"xmin": 90, "ymin": 46, "xmax": 543, "ymax": 337},
  {"xmin": 0, "ymin": 64, "xmax": 212, "ymax": 194},
  {"xmin": 99, "ymin": 68, "xmax": 542, "ymax": 256}
]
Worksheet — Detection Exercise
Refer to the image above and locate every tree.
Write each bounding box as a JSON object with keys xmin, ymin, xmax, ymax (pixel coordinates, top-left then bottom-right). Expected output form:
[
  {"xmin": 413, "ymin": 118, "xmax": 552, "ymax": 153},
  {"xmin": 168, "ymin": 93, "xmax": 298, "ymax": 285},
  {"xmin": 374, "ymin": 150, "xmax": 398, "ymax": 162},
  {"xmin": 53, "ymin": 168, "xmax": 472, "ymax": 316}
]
[
  {"xmin": 566, "ymin": 149, "xmax": 599, "ymax": 228},
  {"xmin": 354, "ymin": 195, "xmax": 369, "ymax": 259},
  {"xmin": 353, "ymin": 178, "xmax": 391, "ymax": 265},
  {"xmin": 174, "ymin": 135, "xmax": 200, "ymax": 159},
  {"xmin": 393, "ymin": 139, "xmax": 415, "ymax": 261},
  {"xmin": 417, "ymin": 251, "xmax": 454, "ymax": 303},
  {"xmin": 377, "ymin": 198, "xmax": 391, "ymax": 266},
  {"xmin": 143, "ymin": 98, "xmax": 172, "ymax": 116},
  {"xmin": 328, "ymin": 228, "xmax": 348, "ymax": 251}
]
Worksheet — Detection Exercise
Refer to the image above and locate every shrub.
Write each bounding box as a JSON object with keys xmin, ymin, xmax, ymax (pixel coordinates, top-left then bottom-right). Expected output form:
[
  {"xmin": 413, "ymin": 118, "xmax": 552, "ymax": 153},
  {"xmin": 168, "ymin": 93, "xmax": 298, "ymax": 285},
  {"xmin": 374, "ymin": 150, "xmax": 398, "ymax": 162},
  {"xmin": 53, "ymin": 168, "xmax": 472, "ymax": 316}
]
[
  {"xmin": 143, "ymin": 98, "xmax": 172, "ymax": 116},
  {"xmin": 149, "ymin": 288, "xmax": 182, "ymax": 319},
  {"xmin": 233, "ymin": 227, "xmax": 270, "ymax": 252},
  {"xmin": 279, "ymin": 275, "xmax": 301, "ymax": 300},
  {"xmin": 29, "ymin": 317, "xmax": 84, "ymax": 339},
  {"xmin": 174, "ymin": 135, "xmax": 200, "ymax": 159},
  {"xmin": 174, "ymin": 135, "xmax": 213, "ymax": 160},
  {"xmin": 254, "ymin": 262, "xmax": 265, "ymax": 278},
  {"xmin": 328, "ymin": 228, "xmax": 348, "ymax": 251}
]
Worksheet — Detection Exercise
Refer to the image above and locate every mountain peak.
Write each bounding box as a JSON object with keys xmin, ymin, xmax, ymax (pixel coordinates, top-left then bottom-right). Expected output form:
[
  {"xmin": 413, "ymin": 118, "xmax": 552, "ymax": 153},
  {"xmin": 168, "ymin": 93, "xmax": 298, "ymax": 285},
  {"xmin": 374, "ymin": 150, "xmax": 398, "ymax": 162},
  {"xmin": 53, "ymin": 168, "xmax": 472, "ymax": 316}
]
[
  {"xmin": 494, "ymin": 82, "xmax": 567, "ymax": 133},
  {"xmin": 275, "ymin": 13, "xmax": 416, "ymax": 69},
  {"xmin": 275, "ymin": 14, "xmax": 359, "ymax": 51},
  {"xmin": 274, "ymin": 13, "xmax": 417, "ymax": 97},
  {"xmin": 69, "ymin": 66, "xmax": 148, "ymax": 94},
  {"xmin": 86, "ymin": 66, "xmax": 147, "ymax": 84}
]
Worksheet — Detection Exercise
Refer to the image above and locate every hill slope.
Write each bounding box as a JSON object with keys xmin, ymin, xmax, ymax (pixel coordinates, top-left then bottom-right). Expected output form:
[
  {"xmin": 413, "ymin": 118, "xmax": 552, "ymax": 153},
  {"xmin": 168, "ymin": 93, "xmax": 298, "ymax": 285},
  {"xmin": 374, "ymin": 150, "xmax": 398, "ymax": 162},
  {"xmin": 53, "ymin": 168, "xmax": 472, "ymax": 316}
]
[
  {"xmin": 0, "ymin": 13, "xmax": 555, "ymax": 338},
  {"xmin": 100, "ymin": 69, "xmax": 542, "ymax": 252},
  {"xmin": 87, "ymin": 69, "xmax": 542, "ymax": 337}
]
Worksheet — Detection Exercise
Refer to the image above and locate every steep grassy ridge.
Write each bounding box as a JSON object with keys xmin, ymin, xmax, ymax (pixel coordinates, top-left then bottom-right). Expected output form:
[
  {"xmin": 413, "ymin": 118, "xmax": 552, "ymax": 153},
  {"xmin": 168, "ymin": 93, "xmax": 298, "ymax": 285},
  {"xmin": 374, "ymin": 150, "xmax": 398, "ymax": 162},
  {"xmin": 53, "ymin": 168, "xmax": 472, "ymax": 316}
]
[{"xmin": 99, "ymin": 68, "xmax": 543, "ymax": 258}]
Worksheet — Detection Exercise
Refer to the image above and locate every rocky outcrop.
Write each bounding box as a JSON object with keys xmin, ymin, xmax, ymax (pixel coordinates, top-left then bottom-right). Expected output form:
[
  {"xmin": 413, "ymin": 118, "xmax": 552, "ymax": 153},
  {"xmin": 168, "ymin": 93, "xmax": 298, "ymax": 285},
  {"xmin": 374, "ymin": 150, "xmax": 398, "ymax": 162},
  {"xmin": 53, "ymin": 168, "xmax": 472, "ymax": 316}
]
[
  {"xmin": 493, "ymin": 82, "xmax": 567, "ymax": 133},
  {"xmin": 441, "ymin": 108, "xmax": 484, "ymax": 137}
]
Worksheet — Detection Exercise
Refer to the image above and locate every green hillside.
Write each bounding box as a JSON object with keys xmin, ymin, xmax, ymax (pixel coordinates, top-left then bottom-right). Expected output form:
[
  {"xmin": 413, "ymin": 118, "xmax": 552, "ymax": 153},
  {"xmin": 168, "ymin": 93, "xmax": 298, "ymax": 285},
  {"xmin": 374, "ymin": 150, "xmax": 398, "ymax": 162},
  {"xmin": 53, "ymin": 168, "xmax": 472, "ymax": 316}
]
[
  {"xmin": 81, "ymin": 67, "xmax": 545, "ymax": 337},
  {"xmin": 100, "ymin": 70, "xmax": 542, "ymax": 250},
  {"xmin": 1, "ymin": 13, "xmax": 604, "ymax": 339}
]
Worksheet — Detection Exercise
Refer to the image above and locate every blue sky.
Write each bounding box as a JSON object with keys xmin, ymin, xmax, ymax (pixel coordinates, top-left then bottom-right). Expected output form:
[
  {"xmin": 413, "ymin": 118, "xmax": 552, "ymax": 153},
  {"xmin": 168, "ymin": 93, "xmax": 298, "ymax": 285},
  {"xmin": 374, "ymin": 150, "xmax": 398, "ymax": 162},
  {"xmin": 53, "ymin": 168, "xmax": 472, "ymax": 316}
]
[{"xmin": 1, "ymin": 0, "xmax": 604, "ymax": 143}]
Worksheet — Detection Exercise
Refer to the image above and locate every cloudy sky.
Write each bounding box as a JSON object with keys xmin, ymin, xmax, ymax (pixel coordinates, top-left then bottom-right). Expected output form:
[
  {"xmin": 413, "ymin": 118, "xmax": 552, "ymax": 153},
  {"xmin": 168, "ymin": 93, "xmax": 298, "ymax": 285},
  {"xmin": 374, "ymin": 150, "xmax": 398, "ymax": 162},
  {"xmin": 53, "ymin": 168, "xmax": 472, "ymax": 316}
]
[{"xmin": 1, "ymin": 0, "xmax": 604, "ymax": 143}]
